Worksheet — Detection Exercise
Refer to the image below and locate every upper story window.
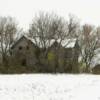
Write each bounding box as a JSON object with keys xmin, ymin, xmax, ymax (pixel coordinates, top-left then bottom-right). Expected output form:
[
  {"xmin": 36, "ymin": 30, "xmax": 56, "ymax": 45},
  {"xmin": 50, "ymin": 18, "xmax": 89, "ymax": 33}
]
[{"xmin": 19, "ymin": 46, "xmax": 22, "ymax": 50}]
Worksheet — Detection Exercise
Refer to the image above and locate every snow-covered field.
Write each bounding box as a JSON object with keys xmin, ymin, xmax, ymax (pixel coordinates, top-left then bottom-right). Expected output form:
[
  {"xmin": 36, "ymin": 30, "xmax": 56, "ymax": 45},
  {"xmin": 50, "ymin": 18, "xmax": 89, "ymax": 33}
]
[{"xmin": 0, "ymin": 74, "xmax": 100, "ymax": 100}]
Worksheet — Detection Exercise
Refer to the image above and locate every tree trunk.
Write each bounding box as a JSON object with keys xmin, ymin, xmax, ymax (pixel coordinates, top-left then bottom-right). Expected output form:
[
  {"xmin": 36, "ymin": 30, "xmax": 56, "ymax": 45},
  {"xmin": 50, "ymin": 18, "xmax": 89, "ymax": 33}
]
[{"xmin": 85, "ymin": 65, "xmax": 90, "ymax": 73}]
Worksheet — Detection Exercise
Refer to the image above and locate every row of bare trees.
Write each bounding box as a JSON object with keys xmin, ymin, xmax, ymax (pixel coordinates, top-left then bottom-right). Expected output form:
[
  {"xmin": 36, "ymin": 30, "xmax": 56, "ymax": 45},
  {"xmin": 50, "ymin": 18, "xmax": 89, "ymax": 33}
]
[
  {"xmin": 28, "ymin": 12, "xmax": 100, "ymax": 72},
  {"xmin": 0, "ymin": 12, "xmax": 99, "ymax": 72}
]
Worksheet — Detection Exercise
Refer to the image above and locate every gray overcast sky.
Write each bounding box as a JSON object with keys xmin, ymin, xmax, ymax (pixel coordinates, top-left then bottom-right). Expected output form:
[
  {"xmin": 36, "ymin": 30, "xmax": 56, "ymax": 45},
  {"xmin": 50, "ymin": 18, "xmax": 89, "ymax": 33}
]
[{"xmin": 0, "ymin": 0, "xmax": 100, "ymax": 30}]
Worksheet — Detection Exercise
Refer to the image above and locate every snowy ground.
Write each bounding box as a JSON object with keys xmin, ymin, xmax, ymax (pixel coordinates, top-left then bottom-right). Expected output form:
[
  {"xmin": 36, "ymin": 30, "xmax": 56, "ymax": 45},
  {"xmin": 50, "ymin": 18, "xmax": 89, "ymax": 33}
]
[{"xmin": 0, "ymin": 74, "xmax": 100, "ymax": 100}]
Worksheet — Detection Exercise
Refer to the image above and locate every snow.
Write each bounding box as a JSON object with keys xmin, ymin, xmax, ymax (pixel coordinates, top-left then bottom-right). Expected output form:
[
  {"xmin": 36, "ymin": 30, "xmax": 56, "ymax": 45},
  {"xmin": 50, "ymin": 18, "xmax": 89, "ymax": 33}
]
[
  {"xmin": 24, "ymin": 35, "xmax": 77, "ymax": 48},
  {"xmin": 0, "ymin": 74, "xmax": 100, "ymax": 100},
  {"xmin": 61, "ymin": 39, "xmax": 76, "ymax": 48}
]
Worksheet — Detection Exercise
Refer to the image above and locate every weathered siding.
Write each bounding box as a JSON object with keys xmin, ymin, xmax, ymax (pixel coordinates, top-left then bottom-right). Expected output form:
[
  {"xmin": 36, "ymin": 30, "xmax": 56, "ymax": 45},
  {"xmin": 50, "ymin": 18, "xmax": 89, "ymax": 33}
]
[{"xmin": 47, "ymin": 40, "xmax": 80, "ymax": 73}]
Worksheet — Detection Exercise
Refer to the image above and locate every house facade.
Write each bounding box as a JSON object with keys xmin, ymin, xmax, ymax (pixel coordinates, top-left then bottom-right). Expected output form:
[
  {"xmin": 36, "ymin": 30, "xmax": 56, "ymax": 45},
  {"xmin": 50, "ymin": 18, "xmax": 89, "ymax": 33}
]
[{"xmin": 11, "ymin": 36, "xmax": 39, "ymax": 67}]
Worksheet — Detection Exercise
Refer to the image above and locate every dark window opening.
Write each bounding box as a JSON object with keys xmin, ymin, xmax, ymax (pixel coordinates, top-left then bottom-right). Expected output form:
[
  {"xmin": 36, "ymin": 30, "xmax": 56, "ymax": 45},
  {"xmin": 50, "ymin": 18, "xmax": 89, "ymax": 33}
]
[
  {"xmin": 19, "ymin": 46, "xmax": 22, "ymax": 50},
  {"xmin": 21, "ymin": 59, "xmax": 26, "ymax": 66},
  {"xmin": 10, "ymin": 51, "xmax": 12, "ymax": 55},
  {"xmin": 26, "ymin": 46, "xmax": 29, "ymax": 50}
]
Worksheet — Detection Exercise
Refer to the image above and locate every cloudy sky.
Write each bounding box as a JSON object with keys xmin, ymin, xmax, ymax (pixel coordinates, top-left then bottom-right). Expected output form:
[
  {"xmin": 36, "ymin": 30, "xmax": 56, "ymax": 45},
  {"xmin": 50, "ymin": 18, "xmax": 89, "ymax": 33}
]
[{"xmin": 0, "ymin": 0, "xmax": 100, "ymax": 30}]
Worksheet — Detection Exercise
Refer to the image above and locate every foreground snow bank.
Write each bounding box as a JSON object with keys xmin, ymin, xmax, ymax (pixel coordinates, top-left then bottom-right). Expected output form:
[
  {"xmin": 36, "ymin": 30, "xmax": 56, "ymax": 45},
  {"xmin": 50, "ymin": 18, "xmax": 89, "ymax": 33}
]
[{"xmin": 0, "ymin": 74, "xmax": 100, "ymax": 100}]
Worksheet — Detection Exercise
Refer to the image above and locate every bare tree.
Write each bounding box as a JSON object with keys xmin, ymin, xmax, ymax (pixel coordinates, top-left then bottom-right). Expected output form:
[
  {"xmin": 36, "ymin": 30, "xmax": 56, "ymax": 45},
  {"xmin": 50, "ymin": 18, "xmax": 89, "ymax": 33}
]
[
  {"xmin": 67, "ymin": 14, "xmax": 80, "ymax": 38},
  {"xmin": 29, "ymin": 12, "xmax": 80, "ymax": 51},
  {"xmin": 80, "ymin": 24, "xmax": 98, "ymax": 72},
  {"xmin": 28, "ymin": 12, "xmax": 80, "ymax": 72},
  {"xmin": 29, "ymin": 12, "xmax": 68, "ymax": 55},
  {"xmin": 0, "ymin": 17, "xmax": 19, "ymax": 65}
]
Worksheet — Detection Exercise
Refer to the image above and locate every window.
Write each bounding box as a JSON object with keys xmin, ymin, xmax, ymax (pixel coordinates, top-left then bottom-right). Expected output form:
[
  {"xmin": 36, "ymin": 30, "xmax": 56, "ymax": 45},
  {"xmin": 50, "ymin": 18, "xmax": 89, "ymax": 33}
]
[
  {"xmin": 19, "ymin": 46, "xmax": 22, "ymax": 50},
  {"xmin": 26, "ymin": 46, "xmax": 29, "ymax": 50},
  {"xmin": 21, "ymin": 59, "xmax": 26, "ymax": 66}
]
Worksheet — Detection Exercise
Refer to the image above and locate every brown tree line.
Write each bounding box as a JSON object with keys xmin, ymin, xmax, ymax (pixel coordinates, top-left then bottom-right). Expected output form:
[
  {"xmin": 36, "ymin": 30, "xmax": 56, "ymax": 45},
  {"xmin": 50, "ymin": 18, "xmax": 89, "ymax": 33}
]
[{"xmin": 0, "ymin": 12, "xmax": 99, "ymax": 73}]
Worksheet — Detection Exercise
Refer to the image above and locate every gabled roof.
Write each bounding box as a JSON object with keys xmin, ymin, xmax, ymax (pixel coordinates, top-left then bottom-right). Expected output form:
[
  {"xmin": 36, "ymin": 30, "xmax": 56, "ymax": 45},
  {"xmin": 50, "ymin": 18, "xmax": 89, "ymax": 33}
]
[
  {"xmin": 28, "ymin": 37, "xmax": 55, "ymax": 48},
  {"xmin": 57, "ymin": 38, "xmax": 77, "ymax": 48},
  {"xmin": 11, "ymin": 35, "xmax": 77, "ymax": 49},
  {"xmin": 11, "ymin": 35, "xmax": 37, "ymax": 49}
]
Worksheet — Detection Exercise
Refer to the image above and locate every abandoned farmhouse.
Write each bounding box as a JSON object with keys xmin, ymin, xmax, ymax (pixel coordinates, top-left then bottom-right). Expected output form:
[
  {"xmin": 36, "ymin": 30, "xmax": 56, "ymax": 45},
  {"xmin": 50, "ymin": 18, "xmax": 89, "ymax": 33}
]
[{"xmin": 10, "ymin": 35, "xmax": 80, "ymax": 73}]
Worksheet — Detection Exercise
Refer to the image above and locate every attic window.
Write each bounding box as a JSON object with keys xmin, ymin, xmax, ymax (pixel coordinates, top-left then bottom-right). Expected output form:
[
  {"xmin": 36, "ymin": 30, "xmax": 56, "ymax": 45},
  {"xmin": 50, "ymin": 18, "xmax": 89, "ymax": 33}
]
[{"xmin": 19, "ymin": 46, "xmax": 22, "ymax": 50}]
